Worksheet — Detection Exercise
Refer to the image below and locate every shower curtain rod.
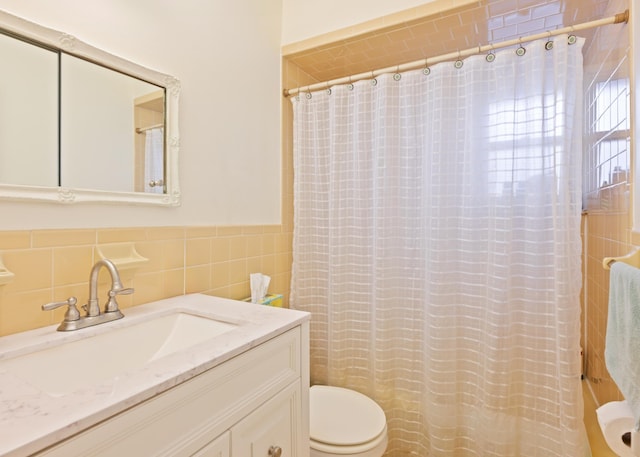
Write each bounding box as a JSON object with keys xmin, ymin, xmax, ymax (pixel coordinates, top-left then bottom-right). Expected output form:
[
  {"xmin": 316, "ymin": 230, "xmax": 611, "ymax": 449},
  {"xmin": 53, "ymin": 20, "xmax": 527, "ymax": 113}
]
[
  {"xmin": 135, "ymin": 123, "xmax": 163, "ymax": 134},
  {"xmin": 283, "ymin": 9, "xmax": 629, "ymax": 97}
]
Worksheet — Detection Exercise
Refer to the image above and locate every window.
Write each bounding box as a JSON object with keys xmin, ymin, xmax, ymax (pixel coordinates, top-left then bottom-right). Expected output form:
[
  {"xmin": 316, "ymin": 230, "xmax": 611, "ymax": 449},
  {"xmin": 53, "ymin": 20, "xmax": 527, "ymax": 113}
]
[{"xmin": 487, "ymin": 94, "xmax": 566, "ymax": 198}]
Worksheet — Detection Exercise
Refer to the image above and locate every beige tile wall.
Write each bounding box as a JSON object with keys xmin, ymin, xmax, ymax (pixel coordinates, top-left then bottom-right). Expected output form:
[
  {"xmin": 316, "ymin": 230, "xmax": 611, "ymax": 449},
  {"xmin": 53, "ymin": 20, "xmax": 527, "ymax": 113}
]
[
  {"xmin": 0, "ymin": 225, "xmax": 293, "ymax": 337},
  {"xmin": 582, "ymin": 0, "xmax": 630, "ymax": 406},
  {"xmin": 584, "ymin": 213, "xmax": 629, "ymax": 403},
  {"xmin": 283, "ymin": 0, "xmax": 614, "ymax": 95}
]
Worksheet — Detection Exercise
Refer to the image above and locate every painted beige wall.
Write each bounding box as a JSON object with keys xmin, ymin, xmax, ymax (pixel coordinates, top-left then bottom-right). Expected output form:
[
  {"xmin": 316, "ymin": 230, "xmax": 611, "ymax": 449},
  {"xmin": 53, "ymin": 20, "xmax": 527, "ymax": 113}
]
[{"xmin": 0, "ymin": 0, "xmax": 282, "ymax": 229}]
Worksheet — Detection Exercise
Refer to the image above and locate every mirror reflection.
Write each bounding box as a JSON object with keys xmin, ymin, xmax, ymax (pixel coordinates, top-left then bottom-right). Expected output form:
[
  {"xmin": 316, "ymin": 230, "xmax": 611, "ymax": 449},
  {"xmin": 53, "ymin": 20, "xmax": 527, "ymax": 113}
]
[
  {"xmin": 60, "ymin": 54, "xmax": 165, "ymax": 193},
  {"xmin": 0, "ymin": 31, "xmax": 58, "ymax": 187},
  {"xmin": 0, "ymin": 10, "xmax": 179, "ymax": 205}
]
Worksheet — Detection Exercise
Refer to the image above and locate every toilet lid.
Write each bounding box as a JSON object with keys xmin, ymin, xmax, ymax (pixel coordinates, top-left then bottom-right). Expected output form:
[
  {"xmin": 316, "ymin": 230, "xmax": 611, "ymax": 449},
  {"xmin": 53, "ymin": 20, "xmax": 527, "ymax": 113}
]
[{"xmin": 310, "ymin": 385, "xmax": 387, "ymax": 446}]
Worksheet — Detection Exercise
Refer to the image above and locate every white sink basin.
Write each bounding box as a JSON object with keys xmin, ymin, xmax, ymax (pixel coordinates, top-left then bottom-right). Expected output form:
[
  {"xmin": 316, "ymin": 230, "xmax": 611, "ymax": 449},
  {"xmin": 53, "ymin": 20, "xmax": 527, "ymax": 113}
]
[{"xmin": 0, "ymin": 312, "xmax": 236, "ymax": 396}]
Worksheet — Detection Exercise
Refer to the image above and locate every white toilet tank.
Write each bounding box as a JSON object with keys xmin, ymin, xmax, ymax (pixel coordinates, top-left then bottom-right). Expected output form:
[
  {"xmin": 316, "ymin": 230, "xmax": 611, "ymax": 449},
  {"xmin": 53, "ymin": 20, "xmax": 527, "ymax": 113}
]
[{"xmin": 309, "ymin": 385, "xmax": 388, "ymax": 457}]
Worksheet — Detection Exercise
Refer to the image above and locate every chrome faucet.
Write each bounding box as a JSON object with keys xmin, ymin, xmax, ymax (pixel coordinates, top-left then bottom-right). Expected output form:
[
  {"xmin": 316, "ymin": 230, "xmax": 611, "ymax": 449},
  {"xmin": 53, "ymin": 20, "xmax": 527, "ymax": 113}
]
[
  {"xmin": 42, "ymin": 259, "xmax": 134, "ymax": 331},
  {"xmin": 85, "ymin": 259, "xmax": 132, "ymax": 316}
]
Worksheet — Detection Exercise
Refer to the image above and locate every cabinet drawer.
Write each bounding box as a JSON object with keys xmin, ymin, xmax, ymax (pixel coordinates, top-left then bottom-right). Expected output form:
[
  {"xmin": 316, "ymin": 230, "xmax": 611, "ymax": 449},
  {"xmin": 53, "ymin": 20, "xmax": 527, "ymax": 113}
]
[
  {"xmin": 231, "ymin": 382, "xmax": 301, "ymax": 457},
  {"xmin": 35, "ymin": 327, "xmax": 301, "ymax": 457}
]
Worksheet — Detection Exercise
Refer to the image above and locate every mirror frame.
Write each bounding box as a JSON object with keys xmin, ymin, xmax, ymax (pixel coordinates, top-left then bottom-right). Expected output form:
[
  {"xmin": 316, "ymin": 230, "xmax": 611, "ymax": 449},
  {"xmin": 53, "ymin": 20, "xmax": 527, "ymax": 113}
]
[{"xmin": 0, "ymin": 9, "xmax": 181, "ymax": 206}]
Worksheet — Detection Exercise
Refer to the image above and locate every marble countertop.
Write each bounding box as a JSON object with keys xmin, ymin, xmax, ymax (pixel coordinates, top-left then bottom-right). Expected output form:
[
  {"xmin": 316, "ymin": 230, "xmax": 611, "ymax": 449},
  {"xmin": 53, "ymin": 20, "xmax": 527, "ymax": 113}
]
[{"xmin": 0, "ymin": 293, "xmax": 310, "ymax": 457}]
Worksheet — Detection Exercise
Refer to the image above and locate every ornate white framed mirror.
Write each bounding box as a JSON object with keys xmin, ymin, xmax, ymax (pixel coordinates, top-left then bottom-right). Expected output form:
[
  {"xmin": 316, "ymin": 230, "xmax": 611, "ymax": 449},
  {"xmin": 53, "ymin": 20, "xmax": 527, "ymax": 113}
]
[{"xmin": 0, "ymin": 9, "xmax": 180, "ymax": 206}]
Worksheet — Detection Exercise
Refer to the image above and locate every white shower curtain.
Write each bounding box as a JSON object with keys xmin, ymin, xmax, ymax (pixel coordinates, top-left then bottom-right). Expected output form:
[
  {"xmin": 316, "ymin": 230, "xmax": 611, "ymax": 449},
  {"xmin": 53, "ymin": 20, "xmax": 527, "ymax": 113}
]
[
  {"xmin": 291, "ymin": 35, "xmax": 585, "ymax": 456},
  {"xmin": 145, "ymin": 127, "xmax": 164, "ymax": 194}
]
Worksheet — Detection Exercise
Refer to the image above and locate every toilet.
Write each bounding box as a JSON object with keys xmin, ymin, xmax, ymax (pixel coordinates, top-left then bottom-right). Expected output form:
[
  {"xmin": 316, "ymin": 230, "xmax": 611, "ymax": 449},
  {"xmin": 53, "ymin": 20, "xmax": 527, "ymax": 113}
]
[{"xmin": 310, "ymin": 385, "xmax": 388, "ymax": 457}]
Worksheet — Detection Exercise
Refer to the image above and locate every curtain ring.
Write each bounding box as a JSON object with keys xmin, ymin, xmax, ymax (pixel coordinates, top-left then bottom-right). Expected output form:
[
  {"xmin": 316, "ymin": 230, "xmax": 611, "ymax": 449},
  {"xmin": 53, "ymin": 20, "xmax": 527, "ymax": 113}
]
[
  {"xmin": 516, "ymin": 37, "xmax": 526, "ymax": 56},
  {"xmin": 568, "ymin": 26, "xmax": 577, "ymax": 45},
  {"xmin": 305, "ymin": 86, "xmax": 312, "ymax": 99},
  {"xmin": 423, "ymin": 58, "xmax": 431, "ymax": 75},
  {"xmin": 545, "ymin": 31, "xmax": 554, "ymax": 50},
  {"xmin": 347, "ymin": 76, "xmax": 354, "ymax": 91},
  {"xmin": 486, "ymin": 43, "xmax": 496, "ymax": 62},
  {"xmin": 454, "ymin": 50, "xmax": 463, "ymax": 69},
  {"xmin": 393, "ymin": 65, "xmax": 402, "ymax": 81},
  {"xmin": 370, "ymin": 70, "xmax": 378, "ymax": 86},
  {"xmin": 326, "ymin": 82, "xmax": 332, "ymax": 95}
]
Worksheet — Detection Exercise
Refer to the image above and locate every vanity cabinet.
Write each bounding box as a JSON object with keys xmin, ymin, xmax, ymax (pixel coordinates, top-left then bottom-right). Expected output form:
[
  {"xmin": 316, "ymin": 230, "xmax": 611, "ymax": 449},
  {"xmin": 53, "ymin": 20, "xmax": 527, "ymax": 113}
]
[{"xmin": 34, "ymin": 325, "xmax": 309, "ymax": 457}]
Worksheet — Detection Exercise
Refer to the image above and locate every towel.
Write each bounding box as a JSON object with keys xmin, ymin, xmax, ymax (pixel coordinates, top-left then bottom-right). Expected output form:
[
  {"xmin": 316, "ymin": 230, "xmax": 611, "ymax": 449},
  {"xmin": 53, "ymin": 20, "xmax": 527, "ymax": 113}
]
[{"xmin": 605, "ymin": 261, "xmax": 640, "ymax": 431}]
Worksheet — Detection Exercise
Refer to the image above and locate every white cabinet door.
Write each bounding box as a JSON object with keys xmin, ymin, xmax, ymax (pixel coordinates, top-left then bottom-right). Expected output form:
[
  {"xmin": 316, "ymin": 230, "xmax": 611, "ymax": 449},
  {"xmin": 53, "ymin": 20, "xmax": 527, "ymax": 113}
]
[
  {"xmin": 193, "ymin": 431, "xmax": 230, "ymax": 457},
  {"xmin": 231, "ymin": 382, "xmax": 301, "ymax": 457}
]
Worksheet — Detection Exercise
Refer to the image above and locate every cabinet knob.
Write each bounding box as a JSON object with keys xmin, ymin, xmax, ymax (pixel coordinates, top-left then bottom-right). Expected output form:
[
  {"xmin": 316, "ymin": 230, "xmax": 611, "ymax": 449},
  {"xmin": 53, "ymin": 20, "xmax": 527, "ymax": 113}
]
[{"xmin": 268, "ymin": 445, "xmax": 282, "ymax": 457}]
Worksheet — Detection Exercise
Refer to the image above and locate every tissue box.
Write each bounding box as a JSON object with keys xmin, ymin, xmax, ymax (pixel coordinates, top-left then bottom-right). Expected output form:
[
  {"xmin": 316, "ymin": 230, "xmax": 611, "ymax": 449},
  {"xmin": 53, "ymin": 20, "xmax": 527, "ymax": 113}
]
[{"xmin": 243, "ymin": 294, "xmax": 283, "ymax": 307}]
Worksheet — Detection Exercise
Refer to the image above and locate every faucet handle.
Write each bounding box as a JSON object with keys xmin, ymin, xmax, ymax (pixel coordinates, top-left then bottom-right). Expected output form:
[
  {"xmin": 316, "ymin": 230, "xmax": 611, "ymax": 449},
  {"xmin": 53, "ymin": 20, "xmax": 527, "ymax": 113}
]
[
  {"xmin": 113, "ymin": 287, "xmax": 134, "ymax": 296},
  {"xmin": 104, "ymin": 287, "xmax": 134, "ymax": 313},
  {"xmin": 42, "ymin": 296, "xmax": 80, "ymax": 322}
]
